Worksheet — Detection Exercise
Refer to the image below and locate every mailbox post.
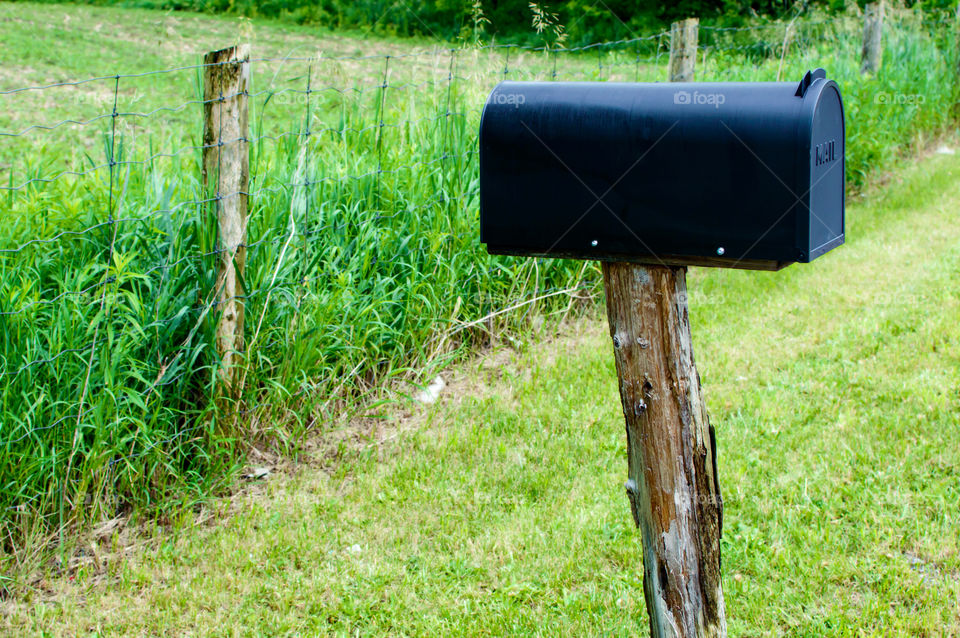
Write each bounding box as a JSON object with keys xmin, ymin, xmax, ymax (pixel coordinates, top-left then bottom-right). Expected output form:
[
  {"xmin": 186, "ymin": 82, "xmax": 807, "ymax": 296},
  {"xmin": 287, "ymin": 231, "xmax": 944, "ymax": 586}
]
[
  {"xmin": 608, "ymin": 24, "xmax": 726, "ymax": 635},
  {"xmin": 478, "ymin": 23, "xmax": 845, "ymax": 636}
]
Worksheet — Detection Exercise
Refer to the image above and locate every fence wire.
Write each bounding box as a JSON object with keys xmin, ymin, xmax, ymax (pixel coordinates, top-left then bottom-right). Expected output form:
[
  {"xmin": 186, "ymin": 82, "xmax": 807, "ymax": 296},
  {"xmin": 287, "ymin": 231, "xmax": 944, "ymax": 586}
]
[{"xmin": 0, "ymin": 9, "xmax": 955, "ymax": 535}]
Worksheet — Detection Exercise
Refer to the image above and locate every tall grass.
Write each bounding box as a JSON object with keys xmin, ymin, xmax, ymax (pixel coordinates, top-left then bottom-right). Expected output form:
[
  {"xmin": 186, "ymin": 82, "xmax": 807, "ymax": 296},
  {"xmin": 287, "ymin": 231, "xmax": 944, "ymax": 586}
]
[{"xmin": 0, "ymin": 6, "xmax": 957, "ymax": 583}]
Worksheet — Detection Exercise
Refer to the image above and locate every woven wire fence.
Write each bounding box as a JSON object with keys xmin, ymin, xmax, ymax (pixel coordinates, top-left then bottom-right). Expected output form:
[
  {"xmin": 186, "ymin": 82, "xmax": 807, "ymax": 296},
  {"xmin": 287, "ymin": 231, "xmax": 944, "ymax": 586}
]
[{"xmin": 0, "ymin": 10, "xmax": 955, "ymax": 544}]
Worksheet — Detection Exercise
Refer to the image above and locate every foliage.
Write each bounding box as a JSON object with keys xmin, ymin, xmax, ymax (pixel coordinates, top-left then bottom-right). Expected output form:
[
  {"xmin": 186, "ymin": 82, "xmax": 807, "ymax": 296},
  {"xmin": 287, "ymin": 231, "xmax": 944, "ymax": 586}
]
[
  {"xmin": 24, "ymin": 0, "xmax": 960, "ymax": 44},
  {"xmin": 5, "ymin": 148, "xmax": 960, "ymax": 634},
  {"xmin": 0, "ymin": 0, "xmax": 958, "ymax": 588}
]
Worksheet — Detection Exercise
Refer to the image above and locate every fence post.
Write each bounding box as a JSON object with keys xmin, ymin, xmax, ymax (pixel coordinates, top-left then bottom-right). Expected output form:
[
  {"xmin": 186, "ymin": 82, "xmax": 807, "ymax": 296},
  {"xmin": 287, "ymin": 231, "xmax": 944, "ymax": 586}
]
[
  {"xmin": 202, "ymin": 45, "xmax": 250, "ymax": 398},
  {"xmin": 603, "ymin": 14, "xmax": 726, "ymax": 637},
  {"xmin": 669, "ymin": 18, "xmax": 699, "ymax": 82},
  {"xmin": 954, "ymin": 4, "xmax": 960, "ymax": 128},
  {"xmin": 861, "ymin": 1, "xmax": 884, "ymax": 74}
]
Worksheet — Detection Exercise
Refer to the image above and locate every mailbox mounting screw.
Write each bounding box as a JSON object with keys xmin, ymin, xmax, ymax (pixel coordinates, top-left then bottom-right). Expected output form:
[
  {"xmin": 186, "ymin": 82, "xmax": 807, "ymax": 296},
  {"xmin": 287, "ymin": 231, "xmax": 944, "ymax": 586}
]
[
  {"xmin": 591, "ymin": 239, "xmax": 599, "ymax": 247},
  {"xmin": 716, "ymin": 247, "xmax": 725, "ymax": 256}
]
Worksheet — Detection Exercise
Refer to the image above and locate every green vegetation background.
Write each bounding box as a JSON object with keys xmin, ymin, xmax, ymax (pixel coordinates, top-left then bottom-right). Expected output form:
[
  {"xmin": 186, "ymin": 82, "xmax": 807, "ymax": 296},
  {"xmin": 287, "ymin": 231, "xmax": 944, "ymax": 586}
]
[
  {"xmin": 27, "ymin": 0, "xmax": 960, "ymax": 42},
  {"xmin": 1, "ymin": 1, "xmax": 958, "ymax": 600}
]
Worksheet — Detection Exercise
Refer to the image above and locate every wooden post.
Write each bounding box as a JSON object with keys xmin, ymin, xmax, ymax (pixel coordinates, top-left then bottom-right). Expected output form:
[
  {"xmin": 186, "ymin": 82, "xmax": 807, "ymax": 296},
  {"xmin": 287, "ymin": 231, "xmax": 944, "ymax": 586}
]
[
  {"xmin": 603, "ymin": 16, "xmax": 726, "ymax": 637},
  {"xmin": 861, "ymin": 2, "xmax": 884, "ymax": 75},
  {"xmin": 953, "ymin": 6, "xmax": 960, "ymax": 128},
  {"xmin": 603, "ymin": 264, "xmax": 725, "ymax": 637},
  {"xmin": 202, "ymin": 45, "xmax": 250, "ymax": 397},
  {"xmin": 668, "ymin": 18, "xmax": 699, "ymax": 83}
]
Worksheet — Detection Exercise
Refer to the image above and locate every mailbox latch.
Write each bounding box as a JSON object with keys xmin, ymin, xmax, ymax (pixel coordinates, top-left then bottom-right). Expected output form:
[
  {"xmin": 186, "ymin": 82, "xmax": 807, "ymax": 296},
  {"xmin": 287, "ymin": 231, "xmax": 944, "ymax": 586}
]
[{"xmin": 796, "ymin": 67, "xmax": 827, "ymax": 97}]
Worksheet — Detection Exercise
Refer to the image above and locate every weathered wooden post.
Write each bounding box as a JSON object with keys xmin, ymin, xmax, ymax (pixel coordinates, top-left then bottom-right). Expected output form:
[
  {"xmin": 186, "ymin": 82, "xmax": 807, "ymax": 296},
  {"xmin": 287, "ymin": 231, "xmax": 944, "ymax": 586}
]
[
  {"xmin": 597, "ymin": 20, "xmax": 726, "ymax": 637},
  {"xmin": 861, "ymin": 2, "xmax": 884, "ymax": 75},
  {"xmin": 668, "ymin": 18, "xmax": 699, "ymax": 83},
  {"xmin": 956, "ymin": 5, "xmax": 960, "ymax": 102},
  {"xmin": 603, "ymin": 264, "xmax": 725, "ymax": 636},
  {"xmin": 202, "ymin": 45, "xmax": 250, "ymax": 398},
  {"xmin": 480, "ymin": 59, "xmax": 845, "ymax": 636}
]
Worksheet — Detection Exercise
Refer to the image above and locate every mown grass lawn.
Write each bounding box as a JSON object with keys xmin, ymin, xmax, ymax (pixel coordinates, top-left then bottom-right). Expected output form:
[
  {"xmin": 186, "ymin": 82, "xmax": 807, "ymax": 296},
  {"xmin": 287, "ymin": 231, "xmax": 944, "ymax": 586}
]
[{"xmin": 4, "ymin": 145, "xmax": 958, "ymax": 636}]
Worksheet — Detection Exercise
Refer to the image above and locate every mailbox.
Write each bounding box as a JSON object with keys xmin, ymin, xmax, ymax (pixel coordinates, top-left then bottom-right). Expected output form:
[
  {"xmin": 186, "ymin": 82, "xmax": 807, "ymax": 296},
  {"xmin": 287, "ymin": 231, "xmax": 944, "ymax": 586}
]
[{"xmin": 479, "ymin": 69, "xmax": 845, "ymax": 270}]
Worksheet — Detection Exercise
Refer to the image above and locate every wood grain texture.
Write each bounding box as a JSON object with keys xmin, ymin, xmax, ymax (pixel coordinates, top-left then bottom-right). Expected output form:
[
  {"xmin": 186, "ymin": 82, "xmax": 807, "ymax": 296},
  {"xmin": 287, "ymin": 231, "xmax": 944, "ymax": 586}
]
[
  {"xmin": 202, "ymin": 45, "xmax": 250, "ymax": 396},
  {"xmin": 603, "ymin": 262, "xmax": 725, "ymax": 638}
]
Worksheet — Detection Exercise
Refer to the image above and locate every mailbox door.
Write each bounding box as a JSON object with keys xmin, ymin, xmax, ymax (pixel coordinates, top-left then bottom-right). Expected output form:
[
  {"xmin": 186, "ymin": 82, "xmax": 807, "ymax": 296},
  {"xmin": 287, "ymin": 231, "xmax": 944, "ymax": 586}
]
[{"xmin": 802, "ymin": 79, "xmax": 845, "ymax": 261}]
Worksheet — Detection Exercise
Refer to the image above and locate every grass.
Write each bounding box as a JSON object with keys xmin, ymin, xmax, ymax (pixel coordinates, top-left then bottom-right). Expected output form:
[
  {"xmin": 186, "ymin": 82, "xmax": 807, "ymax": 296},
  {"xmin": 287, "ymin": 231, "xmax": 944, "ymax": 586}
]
[
  {"xmin": 0, "ymin": 2, "xmax": 600, "ymax": 564},
  {"xmin": 0, "ymin": 0, "xmax": 958, "ymax": 595},
  {"xmin": 3, "ymin": 145, "xmax": 959, "ymax": 635}
]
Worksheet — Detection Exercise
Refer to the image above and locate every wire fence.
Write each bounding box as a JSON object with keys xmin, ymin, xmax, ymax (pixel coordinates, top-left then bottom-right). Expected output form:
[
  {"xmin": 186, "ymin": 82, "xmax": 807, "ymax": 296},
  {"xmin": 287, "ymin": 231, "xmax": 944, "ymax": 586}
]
[{"xmin": 0, "ymin": 7, "xmax": 957, "ymax": 550}]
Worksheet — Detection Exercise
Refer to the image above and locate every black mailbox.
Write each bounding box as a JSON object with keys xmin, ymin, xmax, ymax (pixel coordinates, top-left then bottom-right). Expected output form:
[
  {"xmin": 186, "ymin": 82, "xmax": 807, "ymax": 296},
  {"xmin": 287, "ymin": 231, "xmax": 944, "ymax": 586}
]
[{"xmin": 479, "ymin": 69, "xmax": 845, "ymax": 270}]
